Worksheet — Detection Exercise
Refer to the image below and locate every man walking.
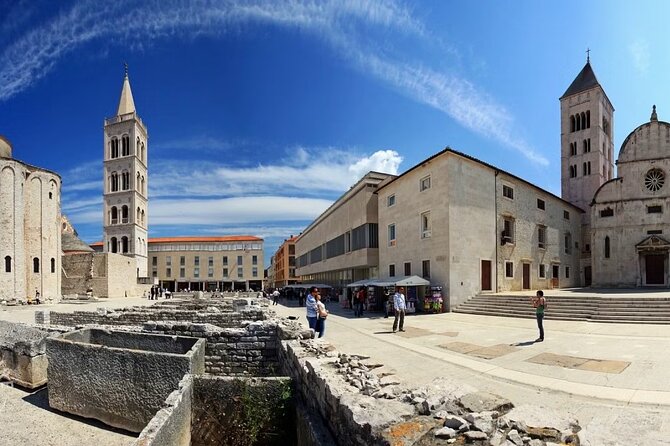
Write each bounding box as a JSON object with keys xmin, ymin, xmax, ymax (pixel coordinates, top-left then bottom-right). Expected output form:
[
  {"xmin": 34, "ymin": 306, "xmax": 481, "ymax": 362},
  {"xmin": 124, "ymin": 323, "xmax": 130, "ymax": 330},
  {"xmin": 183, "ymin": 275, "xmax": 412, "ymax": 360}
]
[
  {"xmin": 272, "ymin": 289, "xmax": 280, "ymax": 305},
  {"xmin": 392, "ymin": 286, "xmax": 406, "ymax": 333},
  {"xmin": 532, "ymin": 290, "xmax": 546, "ymax": 342},
  {"xmin": 306, "ymin": 286, "xmax": 319, "ymax": 331}
]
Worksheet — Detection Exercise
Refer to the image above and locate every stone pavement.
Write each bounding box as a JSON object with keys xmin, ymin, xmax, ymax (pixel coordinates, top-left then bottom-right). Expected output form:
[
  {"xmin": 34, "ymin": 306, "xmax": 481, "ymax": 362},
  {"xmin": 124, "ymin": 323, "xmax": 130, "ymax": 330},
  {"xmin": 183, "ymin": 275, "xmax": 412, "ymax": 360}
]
[{"xmin": 270, "ymin": 298, "xmax": 670, "ymax": 445}]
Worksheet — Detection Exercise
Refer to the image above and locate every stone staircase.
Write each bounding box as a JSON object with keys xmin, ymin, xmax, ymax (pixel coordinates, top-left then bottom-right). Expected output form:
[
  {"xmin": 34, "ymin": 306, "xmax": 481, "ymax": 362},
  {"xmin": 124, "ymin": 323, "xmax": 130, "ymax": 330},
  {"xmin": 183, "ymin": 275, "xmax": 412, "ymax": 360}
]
[{"xmin": 453, "ymin": 294, "xmax": 670, "ymax": 324}]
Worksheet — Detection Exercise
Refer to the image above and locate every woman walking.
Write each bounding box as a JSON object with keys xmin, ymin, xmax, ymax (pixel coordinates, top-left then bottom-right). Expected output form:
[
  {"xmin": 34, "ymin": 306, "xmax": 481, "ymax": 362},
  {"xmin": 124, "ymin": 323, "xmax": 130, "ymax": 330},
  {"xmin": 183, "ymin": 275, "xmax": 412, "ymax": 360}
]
[{"xmin": 315, "ymin": 292, "xmax": 329, "ymax": 338}]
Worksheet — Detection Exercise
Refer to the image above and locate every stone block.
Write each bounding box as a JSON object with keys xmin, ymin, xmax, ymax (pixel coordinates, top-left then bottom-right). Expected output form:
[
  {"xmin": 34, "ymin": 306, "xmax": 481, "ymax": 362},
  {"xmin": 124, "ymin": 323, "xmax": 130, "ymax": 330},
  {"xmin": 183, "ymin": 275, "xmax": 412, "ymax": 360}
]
[
  {"xmin": 0, "ymin": 320, "xmax": 51, "ymax": 388},
  {"xmin": 47, "ymin": 328, "xmax": 205, "ymax": 432}
]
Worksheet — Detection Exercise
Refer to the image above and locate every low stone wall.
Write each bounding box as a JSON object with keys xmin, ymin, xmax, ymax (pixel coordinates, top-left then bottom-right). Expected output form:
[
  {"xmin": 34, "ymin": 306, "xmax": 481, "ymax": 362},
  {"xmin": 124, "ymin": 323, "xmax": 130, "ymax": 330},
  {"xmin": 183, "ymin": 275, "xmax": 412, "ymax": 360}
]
[
  {"xmin": 46, "ymin": 328, "xmax": 205, "ymax": 433},
  {"xmin": 0, "ymin": 320, "xmax": 51, "ymax": 388},
  {"xmin": 135, "ymin": 375, "xmax": 193, "ymax": 446},
  {"xmin": 191, "ymin": 376, "xmax": 295, "ymax": 446}
]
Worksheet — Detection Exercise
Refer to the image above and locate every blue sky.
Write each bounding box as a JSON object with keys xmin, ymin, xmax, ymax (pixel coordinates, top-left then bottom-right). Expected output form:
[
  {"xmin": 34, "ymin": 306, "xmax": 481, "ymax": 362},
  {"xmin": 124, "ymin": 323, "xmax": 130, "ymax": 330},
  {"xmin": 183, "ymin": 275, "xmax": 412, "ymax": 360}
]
[{"xmin": 1, "ymin": 0, "xmax": 669, "ymax": 266}]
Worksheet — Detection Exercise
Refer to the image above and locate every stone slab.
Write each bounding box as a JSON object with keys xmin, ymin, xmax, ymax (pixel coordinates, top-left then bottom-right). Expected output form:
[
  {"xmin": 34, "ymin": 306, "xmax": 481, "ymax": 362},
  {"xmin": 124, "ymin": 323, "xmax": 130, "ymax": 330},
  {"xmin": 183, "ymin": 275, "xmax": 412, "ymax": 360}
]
[{"xmin": 526, "ymin": 353, "xmax": 630, "ymax": 374}]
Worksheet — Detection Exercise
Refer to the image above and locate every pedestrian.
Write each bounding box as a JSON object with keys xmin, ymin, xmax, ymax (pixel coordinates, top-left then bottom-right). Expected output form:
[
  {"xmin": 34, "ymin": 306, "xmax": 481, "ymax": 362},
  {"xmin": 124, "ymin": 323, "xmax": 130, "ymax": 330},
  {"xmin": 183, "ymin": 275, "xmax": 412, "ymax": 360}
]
[
  {"xmin": 392, "ymin": 286, "xmax": 406, "ymax": 332},
  {"xmin": 306, "ymin": 286, "xmax": 319, "ymax": 331},
  {"xmin": 384, "ymin": 290, "xmax": 391, "ymax": 318},
  {"xmin": 272, "ymin": 289, "xmax": 280, "ymax": 305},
  {"xmin": 532, "ymin": 290, "xmax": 546, "ymax": 342},
  {"xmin": 315, "ymin": 292, "xmax": 329, "ymax": 338},
  {"xmin": 356, "ymin": 288, "xmax": 366, "ymax": 317},
  {"xmin": 150, "ymin": 286, "xmax": 155, "ymax": 300}
]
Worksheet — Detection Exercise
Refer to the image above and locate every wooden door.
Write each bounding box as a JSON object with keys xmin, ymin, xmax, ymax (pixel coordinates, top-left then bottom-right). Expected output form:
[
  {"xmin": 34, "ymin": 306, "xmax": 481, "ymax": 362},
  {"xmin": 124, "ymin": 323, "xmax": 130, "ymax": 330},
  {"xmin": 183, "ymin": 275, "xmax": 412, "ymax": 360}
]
[
  {"xmin": 481, "ymin": 260, "xmax": 492, "ymax": 291},
  {"xmin": 584, "ymin": 266, "xmax": 592, "ymax": 287},
  {"xmin": 646, "ymin": 255, "xmax": 665, "ymax": 285},
  {"xmin": 522, "ymin": 263, "xmax": 530, "ymax": 290}
]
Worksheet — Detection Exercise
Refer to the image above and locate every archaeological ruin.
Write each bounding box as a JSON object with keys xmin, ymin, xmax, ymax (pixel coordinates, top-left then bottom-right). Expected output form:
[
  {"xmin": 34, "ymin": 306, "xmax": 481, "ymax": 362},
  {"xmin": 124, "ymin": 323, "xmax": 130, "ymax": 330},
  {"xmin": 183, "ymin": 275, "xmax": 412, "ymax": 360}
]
[{"xmin": 0, "ymin": 293, "xmax": 582, "ymax": 445}]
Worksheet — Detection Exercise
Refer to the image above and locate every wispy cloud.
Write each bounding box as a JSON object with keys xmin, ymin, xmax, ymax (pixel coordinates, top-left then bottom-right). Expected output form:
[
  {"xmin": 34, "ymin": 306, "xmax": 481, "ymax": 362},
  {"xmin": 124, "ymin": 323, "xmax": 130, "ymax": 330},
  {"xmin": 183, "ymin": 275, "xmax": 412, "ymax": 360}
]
[
  {"xmin": 152, "ymin": 136, "xmax": 248, "ymax": 153},
  {"xmin": 629, "ymin": 40, "xmax": 650, "ymax": 76},
  {"xmin": 1, "ymin": 0, "xmax": 543, "ymax": 165}
]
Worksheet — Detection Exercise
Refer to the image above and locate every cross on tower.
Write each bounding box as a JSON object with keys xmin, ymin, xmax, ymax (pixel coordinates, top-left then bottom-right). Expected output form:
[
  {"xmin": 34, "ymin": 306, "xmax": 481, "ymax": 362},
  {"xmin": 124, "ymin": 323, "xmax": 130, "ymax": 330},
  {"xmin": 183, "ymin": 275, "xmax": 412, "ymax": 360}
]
[{"xmin": 586, "ymin": 48, "xmax": 590, "ymax": 63}]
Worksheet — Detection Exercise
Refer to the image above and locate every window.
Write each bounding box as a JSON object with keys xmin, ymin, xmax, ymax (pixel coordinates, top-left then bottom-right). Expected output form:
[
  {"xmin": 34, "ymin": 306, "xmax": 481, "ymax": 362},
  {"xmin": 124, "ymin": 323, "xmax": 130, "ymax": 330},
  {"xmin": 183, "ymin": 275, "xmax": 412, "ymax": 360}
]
[
  {"xmin": 180, "ymin": 256, "xmax": 185, "ymax": 266},
  {"xmin": 502, "ymin": 185, "xmax": 514, "ymax": 199},
  {"xmin": 110, "ymin": 206, "xmax": 118, "ymax": 224},
  {"xmin": 537, "ymin": 199, "xmax": 545, "ymax": 210},
  {"xmin": 252, "ymin": 255, "xmax": 258, "ymax": 265},
  {"xmin": 237, "ymin": 255, "xmax": 243, "ymax": 265},
  {"xmin": 387, "ymin": 194, "xmax": 396, "ymax": 207},
  {"xmin": 645, "ymin": 169, "xmax": 665, "ymax": 192},
  {"xmin": 152, "ymin": 257, "xmax": 157, "ymax": 266},
  {"xmin": 570, "ymin": 142, "xmax": 576, "ymax": 156},
  {"xmin": 4, "ymin": 256, "xmax": 10, "ymax": 273},
  {"xmin": 585, "ymin": 243, "xmax": 591, "ymax": 253},
  {"xmin": 252, "ymin": 267, "xmax": 258, "ymax": 277},
  {"xmin": 539, "ymin": 264, "xmax": 546, "ymax": 279},
  {"xmin": 538, "ymin": 226, "xmax": 546, "ymax": 249},
  {"xmin": 194, "ymin": 268, "xmax": 199, "ymax": 278},
  {"xmin": 166, "ymin": 268, "xmax": 172, "ymax": 278},
  {"xmin": 238, "ymin": 268, "xmax": 244, "ymax": 278},
  {"xmin": 564, "ymin": 210, "xmax": 570, "ymax": 220},
  {"xmin": 502, "ymin": 217, "xmax": 514, "ymax": 244},
  {"xmin": 420, "ymin": 175, "xmax": 431, "ymax": 191},
  {"xmin": 421, "ymin": 211, "xmax": 431, "ymax": 239},
  {"xmin": 121, "ymin": 205, "xmax": 128, "ymax": 223},
  {"xmin": 180, "ymin": 268, "xmax": 185, "ymax": 278},
  {"xmin": 208, "ymin": 268, "xmax": 214, "ymax": 277},
  {"xmin": 648, "ymin": 230, "xmax": 663, "ymax": 235},
  {"xmin": 110, "ymin": 172, "xmax": 119, "ymax": 192},
  {"xmin": 587, "ymin": 161, "xmax": 591, "ymax": 175},
  {"xmin": 122, "ymin": 135, "xmax": 130, "ymax": 156},
  {"xmin": 404, "ymin": 262, "xmax": 411, "ymax": 276},
  {"xmin": 194, "ymin": 256, "xmax": 200, "ymax": 266},
  {"xmin": 208, "ymin": 257, "xmax": 214, "ymax": 267},
  {"xmin": 33, "ymin": 257, "xmax": 39, "ymax": 273},
  {"xmin": 49, "ymin": 192, "xmax": 53, "ymax": 199},
  {"xmin": 388, "ymin": 224, "xmax": 396, "ymax": 247},
  {"xmin": 600, "ymin": 208, "xmax": 614, "ymax": 217},
  {"xmin": 564, "ymin": 232, "xmax": 572, "ymax": 254},
  {"xmin": 422, "ymin": 260, "xmax": 431, "ymax": 279},
  {"xmin": 605, "ymin": 236, "xmax": 610, "ymax": 259},
  {"xmin": 648, "ymin": 205, "xmax": 663, "ymax": 214},
  {"xmin": 166, "ymin": 256, "xmax": 172, "ymax": 266},
  {"xmin": 505, "ymin": 261, "xmax": 514, "ymax": 278},
  {"xmin": 110, "ymin": 137, "xmax": 119, "ymax": 158},
  {"xmin": 565, "ymin": 267, "xmax": 570, "ymax": 279},
  {"xmin": 121, "ymin": 171, "xmax": 129, "ymax": 190},
  {"xmin": 389, "ymin": 264, "xmax": 396, "ymax": 277},
  {"xmin": 223, "ymin": 268, "xmax": 229, "ymax": 278},
  {"xmin": 344, "ymin": 231, "xmax": 351, "ymax": 252},
  {"xmin": 223, "ymin": 256, "xmax": 228, "ymax": 265}
]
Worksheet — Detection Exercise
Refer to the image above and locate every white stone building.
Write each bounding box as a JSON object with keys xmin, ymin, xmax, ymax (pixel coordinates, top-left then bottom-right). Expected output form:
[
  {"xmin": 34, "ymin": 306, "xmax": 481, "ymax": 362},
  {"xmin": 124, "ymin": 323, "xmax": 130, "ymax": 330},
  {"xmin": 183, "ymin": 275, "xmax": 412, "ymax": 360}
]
[
  {"xmin": 102, "ymin": 68, "xmax": 149, "ymax": 277},
  {"xmin": 0, "ymin": 136, "xmax": 62, "ymax": 301}
]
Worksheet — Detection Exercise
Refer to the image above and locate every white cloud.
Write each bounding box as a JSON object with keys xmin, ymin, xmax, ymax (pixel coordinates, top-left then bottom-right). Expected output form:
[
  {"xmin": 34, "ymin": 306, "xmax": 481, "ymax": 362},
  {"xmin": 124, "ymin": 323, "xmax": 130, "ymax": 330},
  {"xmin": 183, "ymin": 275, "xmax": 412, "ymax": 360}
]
[
  {"xmin": 0, "ymin": 0, "xmax": 544, "ymax": 165},
  {"xmin": 348, "ymin": 149, "xmax": 402, "ymax": 179},
  {"xmin": 629, "ymin": 40, "xmax": 650, "ymax": 76}
]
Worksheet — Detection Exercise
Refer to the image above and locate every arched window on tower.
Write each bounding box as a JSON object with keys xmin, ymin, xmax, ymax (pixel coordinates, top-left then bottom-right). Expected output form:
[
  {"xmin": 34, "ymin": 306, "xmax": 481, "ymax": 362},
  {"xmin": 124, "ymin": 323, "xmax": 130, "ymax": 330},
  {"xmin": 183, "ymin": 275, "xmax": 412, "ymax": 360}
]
[
  {"xmin": 570, "ymin": 115, "xmax": 576, "ymax": 132},
  {"xmin": 111, "ymin": 138, "xmax": 119, "ymax": 158},
  {"xmin": 141, "ymin": 209, "xmax": 145, "ymax": 225},
  {"xmin": 580, "ymin": 112, "xmax": 586, "ymax": 129},
  {"xmin": 122, "ymin": 236, "xmax": 129, "ymax": 253},
  {"xmin": 138, "ymin": 237, "xmax": 142, "ymax": 255},
  {"xmin": 111, "ymin": 237, "xmax": 118, "ymax": 253},
  {"xmin": 137, "ymin": 207, "xmax": 141, "ymax": 223},
  {"xmin": 587, "ymin": 161, "xmax": 592, "ymax": 175},
  {"xmin": 604, "ymin": 236, "xmax": 610, "ymax": 258},
  {"xmin": 111, "ymin": 172, "xmax": 119, "ymax": 192},
  {"xmin": 122, "ymin": 205, "xmax": 128, "ymax": 223},
  {"xmin": 586, "ymin": 110, "xmax": 591, "ymax": 128},
  {"xmin": 141, "ymin": 142, "xmax": 145, "ymax": 163},
  {"xmin": 4, "ymin": 256, "xmax": 11, "ymax": 273},
  {"xmin": 141, "ymin": 176, "xmax": 146, "ymax": 195},
  {"xmin": 583, "ymin": 140, "xmax": 587, "ymax": 153},
  {"xmin": 136, "ymin": 137, "xmax": 141, "ymax": 157},
  {"xmin": 583, "ymin": 162, "xmax": 587, "ymax": 176},
  {"xmin": 33, "ymin": 257, "xmax": 40, "ymax": 273},
  {"xmin": 122, "ymin": 171, "xmax": 129, "ymax": 190},
  {"xmin": 576, "ymin": 114, "xmax": 581, "ymax": 131},
  {"xmin": 122, "ymin": 135, "xmax": 130, "ymax": 156},
  {"xmin": 51, "ymin": 258, "xmax": 55, "ymax": 273},
  {"xmin": 111, "ymin": 206, "xmax": 118, "ymax": 224}
]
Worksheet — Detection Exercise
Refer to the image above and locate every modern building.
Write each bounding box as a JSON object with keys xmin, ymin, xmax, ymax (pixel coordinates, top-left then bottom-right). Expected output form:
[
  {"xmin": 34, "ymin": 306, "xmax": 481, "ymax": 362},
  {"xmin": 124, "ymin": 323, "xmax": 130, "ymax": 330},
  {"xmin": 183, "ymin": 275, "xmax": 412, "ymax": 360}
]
[
  {"xmin": 0, "ymin": 136, "xmax": 62, "ymax": 301},
  {"xmin": 376, "ymin": 149, "xmax": 583, "ymax": 307},
  {"xmin": 102, "ymin": 67, "xmax": 149, "ymax": 278},
  {"xmin": 269, "ymin": 235, "xmax": 299, "ymax": 288},
  {"xmin": 147, "ymin": 236, "xmax": 264, "ymax": 292},
  {"xmin": 295, "ymin": 172, "xmax": 394, "ymax": 287}
]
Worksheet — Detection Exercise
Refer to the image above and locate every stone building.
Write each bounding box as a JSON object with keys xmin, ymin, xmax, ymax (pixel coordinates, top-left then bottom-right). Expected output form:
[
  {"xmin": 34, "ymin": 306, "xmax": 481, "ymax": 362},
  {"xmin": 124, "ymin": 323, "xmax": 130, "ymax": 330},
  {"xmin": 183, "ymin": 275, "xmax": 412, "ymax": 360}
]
[
  {"xmin": 0, "ymin": 136, "xmax": 62, "ymax": 301},
  {"xmin": 269, "ymin": 235, "xmax": 299, "ymax": 288},
  {"xmin": 102, "ymin": 68, "xmax": 149, "ymax": 278},
  {"xmin": 376, "ymin": 149, "xmax": 582, "ymax": 307},
  {"xmin": 295, "ymin": 172, "xmax": 394, "ymax": 287},
  {"xmin": 147, "ymin": 236, "xmax": 264, "ymax": 292}
]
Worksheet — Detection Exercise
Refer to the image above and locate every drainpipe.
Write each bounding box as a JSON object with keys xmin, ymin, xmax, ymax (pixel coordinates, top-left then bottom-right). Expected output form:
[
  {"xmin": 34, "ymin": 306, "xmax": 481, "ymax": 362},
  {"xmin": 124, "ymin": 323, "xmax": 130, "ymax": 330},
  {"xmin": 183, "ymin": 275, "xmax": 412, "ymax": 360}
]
[{"xmin": 494, "ymin": 170, "xmax": 499, "ymax": 293}]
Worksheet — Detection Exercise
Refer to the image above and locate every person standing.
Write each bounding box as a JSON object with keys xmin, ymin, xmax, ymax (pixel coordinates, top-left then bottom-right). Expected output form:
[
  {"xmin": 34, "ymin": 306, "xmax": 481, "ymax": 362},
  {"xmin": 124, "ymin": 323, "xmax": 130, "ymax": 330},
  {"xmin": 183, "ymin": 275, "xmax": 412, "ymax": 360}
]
[
  {"xmin": 392, "ymin": 286, "xmax": 406, "ymax": 332},
  {"xmin": 272, "ymin": 289, "xmax": 280, "ymax": 305},
  {"xmin": 356, "ymin": 288, "xmax": 366, "ymax": 317},
  {"xmin": 532, "ymin": 290, "xmax": 546, "ymax": 342},
  {"xmin": 315, "ymin": 292, "xmax": 329, "ymax": 338},
  {"xmin": 306, "ymin": 286, "xmax": 319, "ymax": 331}
]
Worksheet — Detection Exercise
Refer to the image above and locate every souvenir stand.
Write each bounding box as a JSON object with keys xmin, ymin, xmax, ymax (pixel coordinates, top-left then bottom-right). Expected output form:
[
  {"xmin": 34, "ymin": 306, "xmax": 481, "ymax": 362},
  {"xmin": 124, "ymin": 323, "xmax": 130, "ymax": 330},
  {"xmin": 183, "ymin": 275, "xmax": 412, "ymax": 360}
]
[{"xmin": 423, "ymin": 286, "xmax": 444, "ymax": 313}]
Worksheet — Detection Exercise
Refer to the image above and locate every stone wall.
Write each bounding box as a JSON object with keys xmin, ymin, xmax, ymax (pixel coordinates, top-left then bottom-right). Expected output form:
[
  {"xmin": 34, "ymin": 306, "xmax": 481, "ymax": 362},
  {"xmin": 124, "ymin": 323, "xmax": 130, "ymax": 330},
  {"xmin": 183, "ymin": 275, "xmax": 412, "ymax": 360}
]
[
  {"xmin": 135, "ymin": 375, "xmax": 193, "ymax": 446},
  {"xmin": 62, "ymin": 252, "xmax": 150, "ymax": 298},
  {"xmin": 46, "ymin": 328, "xmax": 205, "ymax": 433},
  {"xmin": 0, "ymin": 320, "xmax": 52, "ymax": 388}
]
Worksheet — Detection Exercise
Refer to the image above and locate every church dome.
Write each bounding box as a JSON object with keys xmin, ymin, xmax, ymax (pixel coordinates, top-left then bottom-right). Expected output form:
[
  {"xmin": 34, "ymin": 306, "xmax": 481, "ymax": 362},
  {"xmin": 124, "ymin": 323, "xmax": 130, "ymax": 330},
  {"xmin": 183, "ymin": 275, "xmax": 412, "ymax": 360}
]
[
  {"xmin": 618, "ymin": 106, "xmax": 670, "ymax": 164},
  {"xmin": 0, "ymin": 135, "xmax": 12, "ymax": 159}
]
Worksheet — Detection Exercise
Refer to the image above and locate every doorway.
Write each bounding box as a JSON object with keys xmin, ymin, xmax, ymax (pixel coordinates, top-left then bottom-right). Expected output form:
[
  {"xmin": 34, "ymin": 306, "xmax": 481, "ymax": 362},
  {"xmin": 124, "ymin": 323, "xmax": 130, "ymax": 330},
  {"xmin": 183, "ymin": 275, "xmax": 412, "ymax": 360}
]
[
  {"xmin": 522, "ymin": 263, "xmax": 530, "ymax": 290},
  {"xmin": 584, "ymin": 266, "xmax": 592, "ymax": 287},
  {"xmin": 551, "ymin": 264, "xmax": 560, "ymax": 288},
  {"xmin": 481, "ymin": 260, "xmax": 492, "ymax": 291},
  {"xmin": 645, "ymin": 254, "xmax": 665, "ymax": 285}
]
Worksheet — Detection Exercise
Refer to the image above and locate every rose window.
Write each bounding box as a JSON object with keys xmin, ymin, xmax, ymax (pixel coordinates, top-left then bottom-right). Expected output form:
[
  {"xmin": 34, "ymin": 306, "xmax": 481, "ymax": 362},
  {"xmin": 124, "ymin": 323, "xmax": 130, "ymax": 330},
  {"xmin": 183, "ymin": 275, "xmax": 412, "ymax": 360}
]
[{"xmin": 645, "ymin": 169, "xmax": 665, "ymax": 192}]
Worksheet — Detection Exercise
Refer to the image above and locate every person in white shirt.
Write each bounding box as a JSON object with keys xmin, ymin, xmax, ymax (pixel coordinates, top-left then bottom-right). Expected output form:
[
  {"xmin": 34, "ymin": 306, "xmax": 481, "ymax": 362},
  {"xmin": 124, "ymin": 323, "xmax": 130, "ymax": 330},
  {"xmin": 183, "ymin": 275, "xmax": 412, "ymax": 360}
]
[
  {"xmin": 315, "ymin": 293, "xmax": 329, "ymax": 338},
  {"xmin": 272, "ymin": 289, "xmax": 280, "ymax": 305},
  {"xmin": 392, "ymin": 286, "xmax": 406, "ymax": 333}
]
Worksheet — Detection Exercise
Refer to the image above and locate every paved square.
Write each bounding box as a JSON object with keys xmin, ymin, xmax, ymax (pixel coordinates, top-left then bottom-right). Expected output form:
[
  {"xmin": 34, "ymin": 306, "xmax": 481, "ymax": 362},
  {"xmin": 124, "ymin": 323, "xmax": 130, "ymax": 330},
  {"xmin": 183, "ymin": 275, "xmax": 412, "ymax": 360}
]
[
  {"xmin": 439, "ymin": 342, "xmax": 518, "ymax": 359},
  {"xmin": 526, "ymin": 353, "xmax": 630, "ymax": 374}
]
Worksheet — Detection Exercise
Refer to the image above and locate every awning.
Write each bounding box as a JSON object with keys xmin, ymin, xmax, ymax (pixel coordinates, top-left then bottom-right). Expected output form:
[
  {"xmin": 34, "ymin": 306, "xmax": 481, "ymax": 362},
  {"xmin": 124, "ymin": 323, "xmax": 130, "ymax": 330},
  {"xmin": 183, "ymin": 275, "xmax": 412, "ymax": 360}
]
[
  {"xmin": 395, "ymin": 275, "xmax": 431, "ymax": 286},
  {"xmin": 346, "ymin": 279, "xmax": 376, "ymax": 288},
  {"xmin": 286, "ymin": 284, "xmax": 333, "ymax": 289},
  {"xmin": 347, "ymin": 276, "xmax": 431, "ymax": 288}
]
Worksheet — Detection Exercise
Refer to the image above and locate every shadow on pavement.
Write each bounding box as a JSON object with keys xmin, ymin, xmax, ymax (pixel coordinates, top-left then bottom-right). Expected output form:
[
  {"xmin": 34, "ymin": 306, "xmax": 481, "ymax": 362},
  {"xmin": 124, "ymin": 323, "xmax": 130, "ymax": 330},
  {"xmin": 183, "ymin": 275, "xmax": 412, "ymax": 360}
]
[{"xmin": 511, "ymin": 340, "xmax": 540, "ymax": 347}]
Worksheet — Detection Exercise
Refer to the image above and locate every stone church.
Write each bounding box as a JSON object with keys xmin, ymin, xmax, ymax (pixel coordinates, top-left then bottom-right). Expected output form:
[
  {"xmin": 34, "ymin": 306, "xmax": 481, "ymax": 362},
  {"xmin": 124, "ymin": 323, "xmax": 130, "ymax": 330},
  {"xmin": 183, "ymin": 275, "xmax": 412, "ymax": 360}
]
[{"xmin": 562, "ymin": 58, "xmax": 670, "ymax": 287}]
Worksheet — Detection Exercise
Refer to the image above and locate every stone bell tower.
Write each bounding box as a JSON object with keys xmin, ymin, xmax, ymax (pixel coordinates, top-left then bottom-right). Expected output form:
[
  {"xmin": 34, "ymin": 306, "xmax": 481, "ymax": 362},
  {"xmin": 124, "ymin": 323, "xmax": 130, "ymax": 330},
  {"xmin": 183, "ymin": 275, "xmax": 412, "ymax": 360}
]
[{"xmin": 102, "ymin": 65, "xmax": 149, "ymax": 277}]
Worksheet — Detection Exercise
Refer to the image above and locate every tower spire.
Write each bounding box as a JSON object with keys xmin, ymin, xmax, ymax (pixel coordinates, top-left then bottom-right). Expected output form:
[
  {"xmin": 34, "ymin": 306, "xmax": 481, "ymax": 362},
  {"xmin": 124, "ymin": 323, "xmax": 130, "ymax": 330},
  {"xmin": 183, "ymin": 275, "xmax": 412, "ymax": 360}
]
[{"xmin": 116, "ymin": 63, "xmax": 136, "ymax": 116}]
